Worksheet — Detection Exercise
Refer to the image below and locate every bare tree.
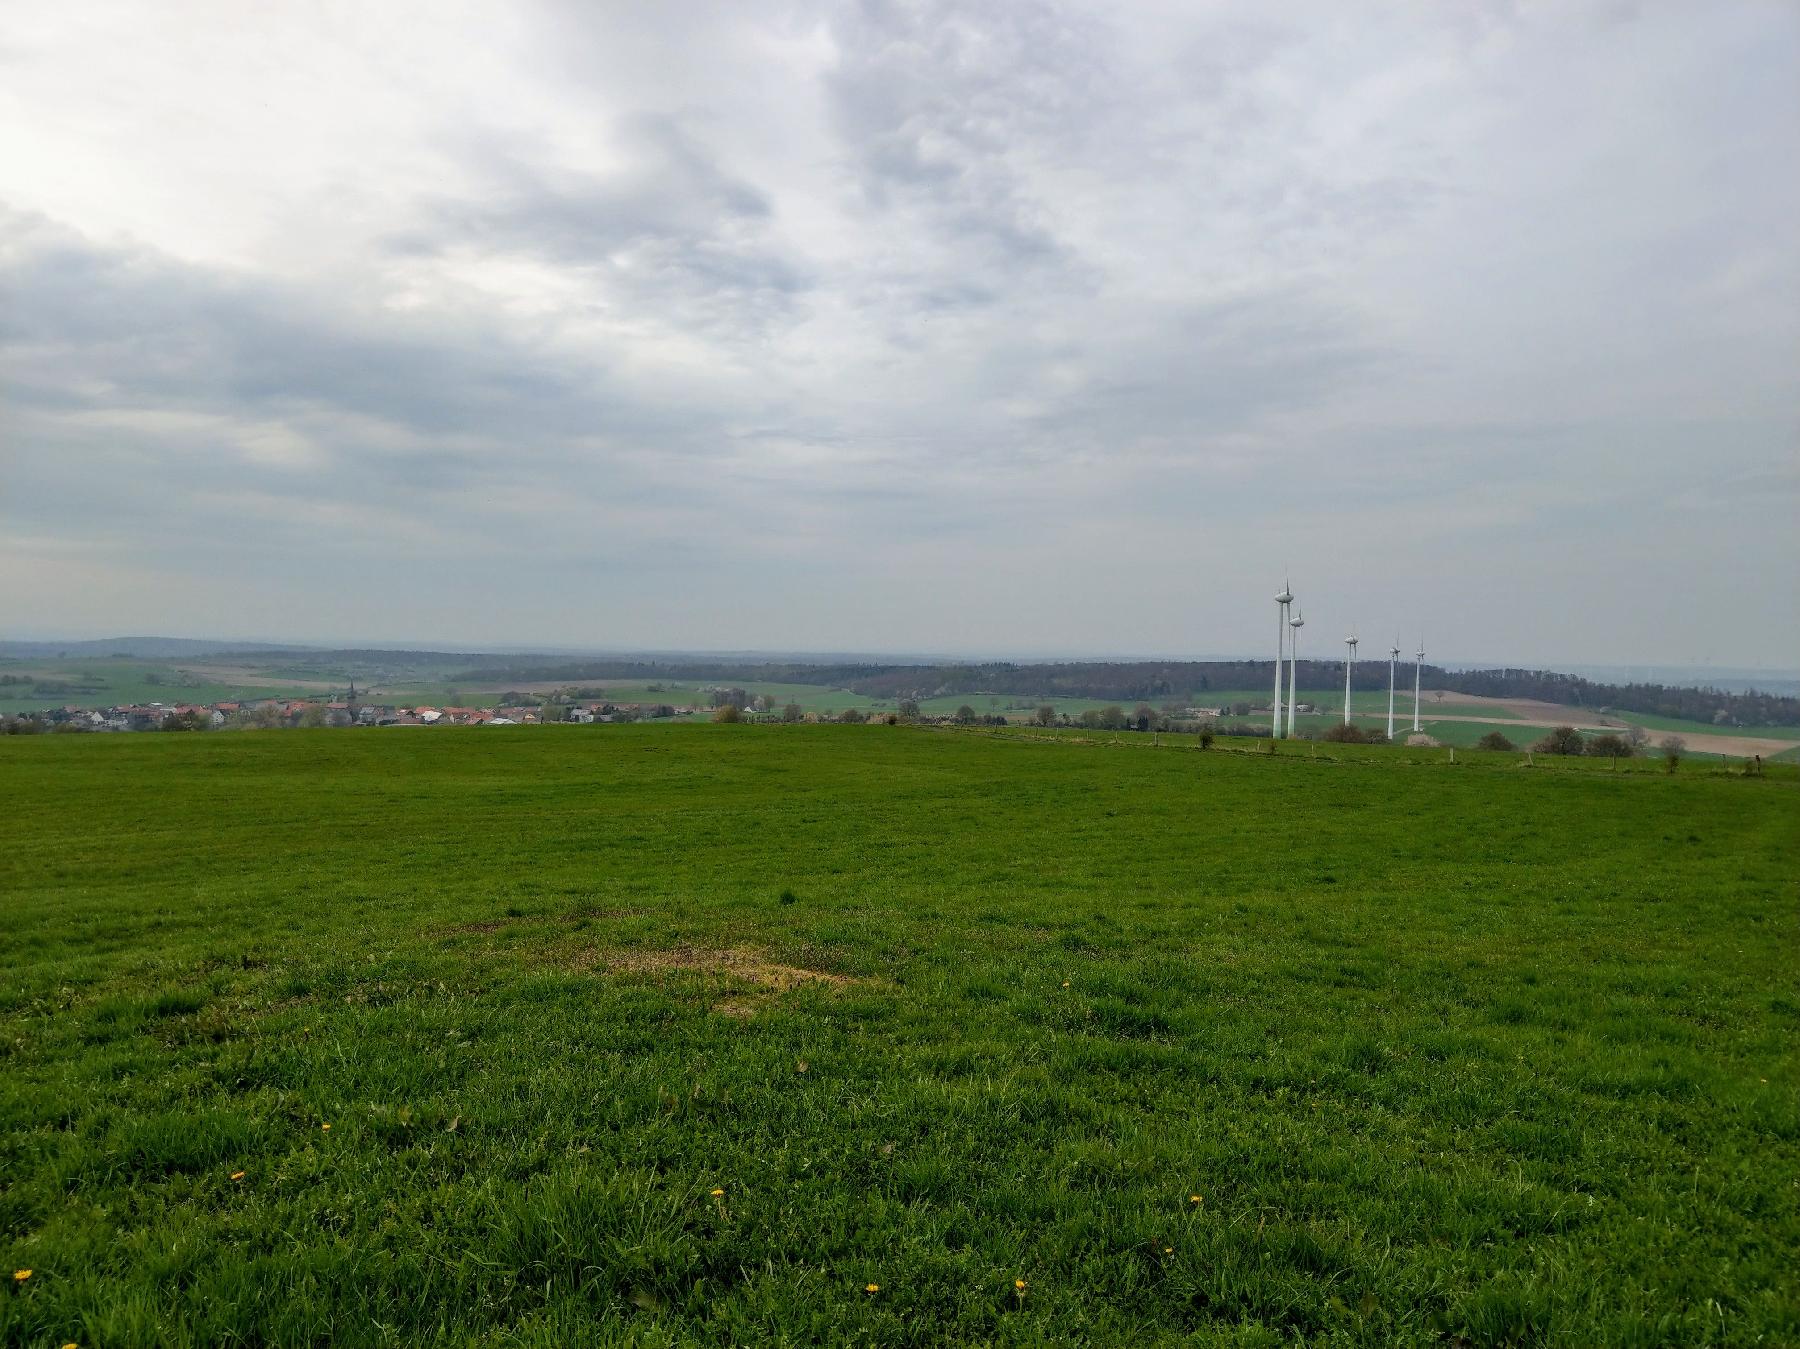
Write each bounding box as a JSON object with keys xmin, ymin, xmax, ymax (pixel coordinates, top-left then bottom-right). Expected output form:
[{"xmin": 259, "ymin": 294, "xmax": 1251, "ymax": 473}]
[{"xmin": 1660, "ymin": 735, "xmax": 1684, "ymax": 772}]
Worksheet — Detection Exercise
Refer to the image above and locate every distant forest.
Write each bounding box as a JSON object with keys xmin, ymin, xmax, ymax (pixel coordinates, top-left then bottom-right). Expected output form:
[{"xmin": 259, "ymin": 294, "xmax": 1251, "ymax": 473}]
[{"xmin": 434, "ymin": 655, "xmax": 1800, "ymax": 727}]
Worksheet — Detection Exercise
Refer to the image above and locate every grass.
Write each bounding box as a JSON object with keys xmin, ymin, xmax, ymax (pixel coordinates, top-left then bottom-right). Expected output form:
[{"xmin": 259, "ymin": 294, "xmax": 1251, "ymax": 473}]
[
  {"xmin": 908, "ymin": 691, "xmax": 1515, "ymax": 725},
  {"xmin": 2, "ymin": 725, "xmax": 1796, "ymax": 1346},
  {"xmin": 0, "ymin": 658, "xmax": 320, "ymax": 716},
  {"xmin": 384, "ymin": 681, "xmax": 893, "ymax": 716},
  {"xmin": 1221, "ymin": 711, "xmax": 1562, "ymax": 751},
  {"xmin": 1186, "ymin": 691, "xmax": 1525, "ymax": 722},
  {"xmin": 1607, "ymin": 709, "xmax": 1800, "ymax": 741}
]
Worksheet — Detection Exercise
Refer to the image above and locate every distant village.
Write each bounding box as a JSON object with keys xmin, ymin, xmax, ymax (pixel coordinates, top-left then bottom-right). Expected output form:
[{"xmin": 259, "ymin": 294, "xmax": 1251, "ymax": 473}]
[
  {"xmin": 7, "ymin": 683, "xmax": 1281, "ymax": 735},
  {"xmin": 11, "ymin": 683, "xmax": 739, "ymax": 733},
  {"xmin": 3, "ymin": 666, "xmax": 1336, "ymax": 738}
]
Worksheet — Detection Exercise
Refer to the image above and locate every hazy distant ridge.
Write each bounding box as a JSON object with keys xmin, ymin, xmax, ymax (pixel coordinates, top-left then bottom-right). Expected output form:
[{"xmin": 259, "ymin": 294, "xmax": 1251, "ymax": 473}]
[{"xmin": 0, "ymin": 637, "xmax": 306, "ymax": 659}]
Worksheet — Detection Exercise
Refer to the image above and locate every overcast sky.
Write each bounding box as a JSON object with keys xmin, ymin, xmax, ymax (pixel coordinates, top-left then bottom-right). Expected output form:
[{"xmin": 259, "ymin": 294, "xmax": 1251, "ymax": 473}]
[{"xmin": 3, "ymin": 2, "xmax": 1796, "ymax": 668}]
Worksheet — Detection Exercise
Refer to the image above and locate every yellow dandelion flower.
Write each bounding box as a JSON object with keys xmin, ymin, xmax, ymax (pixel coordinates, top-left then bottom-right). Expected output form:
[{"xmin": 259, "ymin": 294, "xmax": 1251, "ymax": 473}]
[
  {"xmin": 1060, "ymin": 981, "xmax": 1070, "ymax": 988},
  {"xmin": 1163, "ymin": 1247, "xmax": 1173, "ymax": 1255},
  {"xmin": 12, "ymin": 1269, "xmax": 30, "ymax": 1281},
  {"xmin": 321, "ymin": 1122, "xmax": 331, "ymax": 1132},
  {"xmin": 865, "ymin": 1283, "xmax": 880, "ymax": 1293},
  {"xmin": 1189, "ymin": 1193, "xmax": 1203, "ymax": 1204},
  {"xmin": 230, "ymin": 1171, "xmax": 246, "ymax": 1181},
  {"xmin": 710, "ymin": 1188, "xmax": 725, "ymax": 1197},
  {"xmin": 1015, "ymin": 1278, "xmax": 1027, "ymax": 1291}
]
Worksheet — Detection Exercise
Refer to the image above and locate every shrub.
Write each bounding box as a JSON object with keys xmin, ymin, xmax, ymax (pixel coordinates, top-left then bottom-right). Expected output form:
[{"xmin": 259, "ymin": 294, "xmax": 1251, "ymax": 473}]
[
  {"xmin": 1475, "ymin": 731, "xmax": 1516, "ymax": 752},
  {"xmin": 1660, "ymin": 735, "xmax": 1685, "ymax": 772},
  {"xmin": 1587, "ymin": 733, "xmax": 1634, "ymax": 759},
  {"xmin": 1532, "ymin": 726, "xmax": 1585, "ymax": 755},
  {"xmin": 838, "ymin": 708, "xmax": 866, "ymax": 724},
  {"xmin": 712, "ymin": 704, "xmax": 741, "ymax": 724}
]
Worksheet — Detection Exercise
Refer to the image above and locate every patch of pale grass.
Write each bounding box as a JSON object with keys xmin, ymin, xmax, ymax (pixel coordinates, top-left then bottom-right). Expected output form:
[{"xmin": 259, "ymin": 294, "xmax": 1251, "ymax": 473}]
[{"xmin": 592, "ymin": 945, "xmax": 865, "ymax": 1017}]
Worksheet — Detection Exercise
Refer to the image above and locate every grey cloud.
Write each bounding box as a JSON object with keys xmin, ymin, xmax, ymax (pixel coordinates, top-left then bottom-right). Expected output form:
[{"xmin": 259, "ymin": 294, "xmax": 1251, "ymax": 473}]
[
  {"xmin": 0, "ymin": 207, "xmax": 765, "ymax": 580},
  {"xmin": 1, "ymin": 208, "xmax": 685, "ymax": 451},
  {"xmin": 823, "ymin": 1, "xmax": 1113, "ymax": 296},
  {"xmin": 1, "ymin": 1, "xmax": 1794, "ymax": 663},
  {"xmin": 414, "ymin": 115, "xmax": 813, "ymax": 328}
]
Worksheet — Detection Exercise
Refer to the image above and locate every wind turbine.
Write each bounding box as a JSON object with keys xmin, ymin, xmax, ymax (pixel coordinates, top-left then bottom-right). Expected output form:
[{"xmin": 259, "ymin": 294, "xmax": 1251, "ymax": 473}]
[
  {"xmin": 1412, "ymin": 639, "xmax": 1425, "ymax": 732},
  {"xmin": 1387, "ymin": 642, "xmax": 1401, "ymax": 740},
  {"xmin": 1286, "ymin": 607, "xmax": 1304, "ymax": 738},
  {"xmin": 1343, "ymin": 632, "xmax": 1358, "ymax": 726},
  {"xmin": 1273, "ymin": 579, "xmax": 1293, "ymax": 738}
]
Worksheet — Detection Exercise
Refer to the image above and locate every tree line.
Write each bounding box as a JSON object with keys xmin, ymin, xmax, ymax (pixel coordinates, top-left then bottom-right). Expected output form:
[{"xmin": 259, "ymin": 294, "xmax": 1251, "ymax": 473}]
[{"xmin": 434, "ymin": 657, "xmax": 1799, "ymax": 727}]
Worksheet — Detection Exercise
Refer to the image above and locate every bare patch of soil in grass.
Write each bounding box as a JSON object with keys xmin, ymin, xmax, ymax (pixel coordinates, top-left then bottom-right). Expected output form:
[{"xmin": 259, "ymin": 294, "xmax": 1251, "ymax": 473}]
[{"xmin": 588, "ymin": 946, "xmax": 866, "ymax": 1018}]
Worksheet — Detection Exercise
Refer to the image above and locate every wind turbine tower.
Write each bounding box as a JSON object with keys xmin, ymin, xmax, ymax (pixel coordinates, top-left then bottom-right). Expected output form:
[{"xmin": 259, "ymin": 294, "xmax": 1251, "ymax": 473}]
[
  {"xmin": 1273, "ymin": 580, "xmax": 1293, "ymax": 738},
  {"xmin": 1286, "ymin": 607, "xmax": 1304, "ymax": 738},
  {"xmin": 1342, "ymin": 633, "xmax": 1358, "ymax": 726},
  {"xmin": 1387, "ymin": 643, "xmax": 1401, "ymax": 740},
  {"xmin": 1412, "ymin": 640, "xmax": 1425, "ymax": 733}
]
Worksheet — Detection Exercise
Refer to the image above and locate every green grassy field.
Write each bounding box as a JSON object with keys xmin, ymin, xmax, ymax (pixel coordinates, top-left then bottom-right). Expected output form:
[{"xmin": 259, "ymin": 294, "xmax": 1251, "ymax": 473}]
[
  {"xmin": 1185, "ymin": 691, "xmax": 1524, "ymax": 722},
  {"xmin": 1290, "ymin": 715, "xmax": 1513, "ymax": 748},
  {"xmin": 0, "ymin": 659, "xmax": 320, "ymax": 716},
  {"xmin": 2, "ymin": 726, "xmax": 1796, "ymax": 1346},
  {"xmin": 982, "ymin": 723, "xmax": 1800, "ymax": 776},
  {"xmin": 909, "ymin": 691, "xmax": 1514, "ymax": 726},
  {"xmin": 1608, "ymin": 709, "xmax": 1800, "ymax": 742}
]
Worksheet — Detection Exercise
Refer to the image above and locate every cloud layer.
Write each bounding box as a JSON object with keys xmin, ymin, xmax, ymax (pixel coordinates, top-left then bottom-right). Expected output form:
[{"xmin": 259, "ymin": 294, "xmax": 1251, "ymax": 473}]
[{"xmin": 3, "ymin": 0, "xmax": 1796, "ymax": 666}]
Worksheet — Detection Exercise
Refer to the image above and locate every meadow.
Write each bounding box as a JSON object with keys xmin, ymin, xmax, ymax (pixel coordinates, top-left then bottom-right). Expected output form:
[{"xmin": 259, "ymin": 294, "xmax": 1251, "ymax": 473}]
[
  {"xmin": 2, "ymin": 725, "xmax": 1796, "ymax": 1346},
  {"xmin": 0, "ymin": 659, "xmax": 320, "ymax": 717},
  {"xmin": 14, "ymin": 654, "xmax": 1800, "ymax": 769}
]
